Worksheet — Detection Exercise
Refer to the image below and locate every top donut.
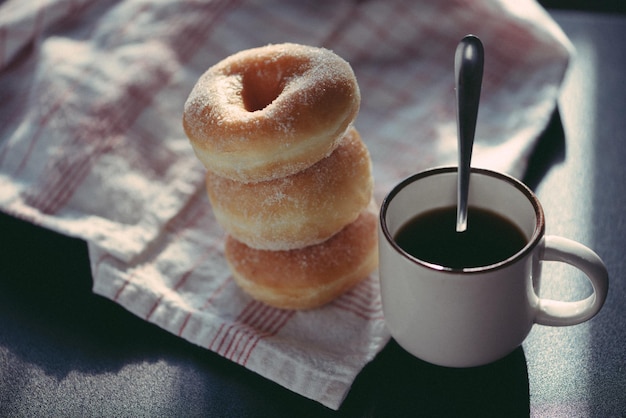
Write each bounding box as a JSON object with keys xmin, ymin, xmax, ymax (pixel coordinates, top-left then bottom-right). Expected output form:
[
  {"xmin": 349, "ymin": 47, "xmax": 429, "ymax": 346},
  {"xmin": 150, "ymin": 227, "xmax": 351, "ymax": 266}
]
[{"xmin": 183, "ymin": 43, "xmax": 361, "ymax": 183}]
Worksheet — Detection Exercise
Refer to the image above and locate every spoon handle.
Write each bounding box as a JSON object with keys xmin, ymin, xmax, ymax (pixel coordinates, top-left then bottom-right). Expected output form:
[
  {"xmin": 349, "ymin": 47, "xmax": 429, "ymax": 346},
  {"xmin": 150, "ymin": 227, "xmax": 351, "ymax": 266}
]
[{"xmin": 455, "ymin": 35, "xmax": 484, "ymax": 232}]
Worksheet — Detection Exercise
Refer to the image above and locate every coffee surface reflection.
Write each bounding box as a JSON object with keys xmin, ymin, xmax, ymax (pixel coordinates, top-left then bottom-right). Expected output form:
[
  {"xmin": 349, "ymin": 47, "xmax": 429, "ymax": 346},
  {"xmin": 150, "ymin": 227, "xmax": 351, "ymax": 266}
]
[{"xmin": 394, "ymin": 206, "xmax": 527, "ymax": 269}]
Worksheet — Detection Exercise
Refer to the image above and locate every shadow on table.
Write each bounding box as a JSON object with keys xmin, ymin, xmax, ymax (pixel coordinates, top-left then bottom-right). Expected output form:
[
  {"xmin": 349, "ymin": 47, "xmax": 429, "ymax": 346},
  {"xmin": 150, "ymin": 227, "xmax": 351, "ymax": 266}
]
[
  {"xmin": 522, "ymin": 109, "xmax": 566, "ymax": 190},
  {"xmin": 0, "ymin": 212, "xmax": 163, "ymax": 370},
  {"xmin": 342, "ymin": 340, "xmax": 530, "ymax": 417}
]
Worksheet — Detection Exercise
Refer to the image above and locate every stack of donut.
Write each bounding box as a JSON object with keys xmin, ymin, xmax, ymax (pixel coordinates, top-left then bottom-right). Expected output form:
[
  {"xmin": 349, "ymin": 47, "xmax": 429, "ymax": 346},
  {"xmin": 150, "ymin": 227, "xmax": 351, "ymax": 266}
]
[{"xmin": 182, "ymin": 43, "xmax": 377, "ymax": 310}]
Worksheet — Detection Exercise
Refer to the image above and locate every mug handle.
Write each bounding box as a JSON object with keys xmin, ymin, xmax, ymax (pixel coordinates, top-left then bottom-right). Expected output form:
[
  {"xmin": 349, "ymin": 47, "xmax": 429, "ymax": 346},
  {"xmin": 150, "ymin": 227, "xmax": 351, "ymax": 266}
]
[{"xmin": 535, "ymin": 235, "xmax": 609, "ymax": 326}]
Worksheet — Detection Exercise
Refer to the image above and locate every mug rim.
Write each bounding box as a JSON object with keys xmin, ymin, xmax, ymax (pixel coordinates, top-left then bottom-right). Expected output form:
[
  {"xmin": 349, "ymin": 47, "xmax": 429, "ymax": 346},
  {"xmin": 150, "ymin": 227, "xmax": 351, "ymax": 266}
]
[{"xmin": 380, "ymin": 166, "xmax": 546, "ymax": 274}]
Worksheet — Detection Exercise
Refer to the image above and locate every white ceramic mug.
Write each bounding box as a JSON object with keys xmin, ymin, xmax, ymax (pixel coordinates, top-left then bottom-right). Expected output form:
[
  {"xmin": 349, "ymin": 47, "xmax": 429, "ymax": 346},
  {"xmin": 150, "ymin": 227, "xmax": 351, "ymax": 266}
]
[{"xmin": 378, "ymin": 167, "xmax": 609, "ymax": 368}]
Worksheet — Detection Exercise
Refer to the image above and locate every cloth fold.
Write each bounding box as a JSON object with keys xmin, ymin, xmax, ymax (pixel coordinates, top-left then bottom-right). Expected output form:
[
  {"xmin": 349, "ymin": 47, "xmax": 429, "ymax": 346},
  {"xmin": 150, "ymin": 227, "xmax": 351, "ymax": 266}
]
[{"xmin": 0, "ymin": 0, "xmax": 572, "ymax": 409}]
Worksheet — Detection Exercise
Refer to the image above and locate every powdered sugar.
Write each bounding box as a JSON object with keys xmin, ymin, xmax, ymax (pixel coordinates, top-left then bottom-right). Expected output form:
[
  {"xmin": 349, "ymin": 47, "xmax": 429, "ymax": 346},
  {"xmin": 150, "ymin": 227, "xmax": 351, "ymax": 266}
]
[{"xmin": 182, "ymin": 43, "xmax": 360, "ymax": 183}]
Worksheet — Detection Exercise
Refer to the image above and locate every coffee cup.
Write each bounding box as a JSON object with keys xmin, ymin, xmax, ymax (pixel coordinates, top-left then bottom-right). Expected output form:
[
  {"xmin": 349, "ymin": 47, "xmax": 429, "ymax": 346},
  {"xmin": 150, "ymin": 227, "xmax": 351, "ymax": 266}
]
[{"xmin": 378, "ymin": 167, "xmax": 608, "ymax": 368}]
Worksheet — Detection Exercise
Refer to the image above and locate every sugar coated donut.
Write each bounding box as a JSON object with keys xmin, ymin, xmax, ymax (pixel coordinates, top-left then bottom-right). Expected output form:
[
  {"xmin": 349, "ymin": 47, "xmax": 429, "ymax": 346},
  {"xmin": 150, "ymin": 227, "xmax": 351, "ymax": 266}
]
[
  {"xmin": 224, "ymin": 205, "xmax": 379, "ymax": 310},
  {"xmin": 205, "ymin": 127, "xmax": 373, "ymax": 250},
  {"xmin": 183, "ymin": 43, "xmax": 360, "ymax": 183}
]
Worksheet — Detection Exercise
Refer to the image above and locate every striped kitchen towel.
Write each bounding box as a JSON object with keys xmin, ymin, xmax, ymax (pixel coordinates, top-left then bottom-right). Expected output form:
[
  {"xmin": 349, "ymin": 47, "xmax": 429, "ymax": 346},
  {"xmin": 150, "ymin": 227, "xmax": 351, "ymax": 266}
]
[{"xmin": 0, "ymin": 0, "xmax": 571, "ymax": 409}]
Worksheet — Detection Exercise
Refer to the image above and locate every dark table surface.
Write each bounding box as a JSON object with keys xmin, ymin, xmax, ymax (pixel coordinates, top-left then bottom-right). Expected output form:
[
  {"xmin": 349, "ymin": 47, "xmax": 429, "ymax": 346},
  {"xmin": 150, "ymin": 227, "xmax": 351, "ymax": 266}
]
[{"xmin": 1, "ymin": 8, "xmax": 625, "ymax": 418}]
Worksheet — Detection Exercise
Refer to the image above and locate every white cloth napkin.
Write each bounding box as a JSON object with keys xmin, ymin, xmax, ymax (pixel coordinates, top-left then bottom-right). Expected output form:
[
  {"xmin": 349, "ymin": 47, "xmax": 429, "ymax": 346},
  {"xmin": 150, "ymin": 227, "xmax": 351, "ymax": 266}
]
[{"xmin": 0, "ymin": 0, "xmax": 572, "ymax": 409}]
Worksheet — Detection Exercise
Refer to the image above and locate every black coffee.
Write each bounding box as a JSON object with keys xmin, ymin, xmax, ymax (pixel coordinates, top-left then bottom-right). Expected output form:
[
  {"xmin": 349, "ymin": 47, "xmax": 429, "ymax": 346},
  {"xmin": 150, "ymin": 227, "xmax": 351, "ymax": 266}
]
[{"xmin": 394, "ymin": 206, "xmax": 527, "ymax": 269}]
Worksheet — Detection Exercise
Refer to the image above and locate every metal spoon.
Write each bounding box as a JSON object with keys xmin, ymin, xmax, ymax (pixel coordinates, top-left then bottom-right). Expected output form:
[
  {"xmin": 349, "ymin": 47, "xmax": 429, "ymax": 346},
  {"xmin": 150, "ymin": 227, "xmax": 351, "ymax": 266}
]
[{"xmin": 455, "ymin": 35, "xmax": 484, "ymax": 232}]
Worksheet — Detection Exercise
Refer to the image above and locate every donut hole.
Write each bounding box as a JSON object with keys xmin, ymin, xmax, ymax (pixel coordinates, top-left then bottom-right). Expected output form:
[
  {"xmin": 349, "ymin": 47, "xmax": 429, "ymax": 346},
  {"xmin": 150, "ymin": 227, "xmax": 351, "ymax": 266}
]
[{"xmin": 241, "ymin": 70, "xmax": 285, "ymax": 112}]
